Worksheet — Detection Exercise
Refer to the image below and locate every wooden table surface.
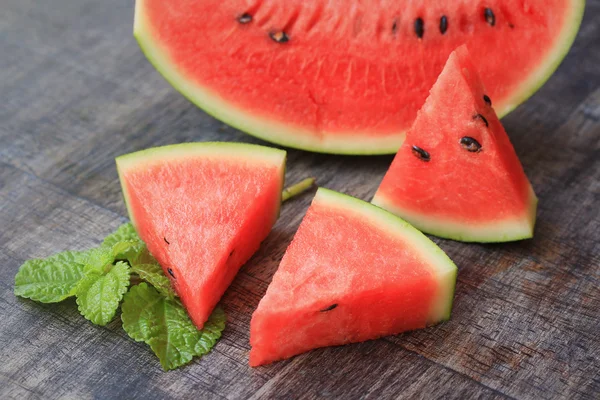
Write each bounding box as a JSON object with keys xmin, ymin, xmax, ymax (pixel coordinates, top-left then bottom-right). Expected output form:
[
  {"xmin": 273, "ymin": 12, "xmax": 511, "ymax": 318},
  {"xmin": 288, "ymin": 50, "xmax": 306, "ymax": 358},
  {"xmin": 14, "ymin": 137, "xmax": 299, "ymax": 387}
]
[{"xmin": 1, "ymin": 1, "xmax": 599, "ymax": 399}]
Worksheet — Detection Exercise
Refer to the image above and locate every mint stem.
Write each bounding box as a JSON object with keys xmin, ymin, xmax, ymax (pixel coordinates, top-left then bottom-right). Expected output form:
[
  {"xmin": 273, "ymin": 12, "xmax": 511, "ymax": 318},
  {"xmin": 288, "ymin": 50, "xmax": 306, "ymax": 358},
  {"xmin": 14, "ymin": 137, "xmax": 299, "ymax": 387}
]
[{"xmin": 282, "ymin": 178, "xmax": 316, "ymax": 202}]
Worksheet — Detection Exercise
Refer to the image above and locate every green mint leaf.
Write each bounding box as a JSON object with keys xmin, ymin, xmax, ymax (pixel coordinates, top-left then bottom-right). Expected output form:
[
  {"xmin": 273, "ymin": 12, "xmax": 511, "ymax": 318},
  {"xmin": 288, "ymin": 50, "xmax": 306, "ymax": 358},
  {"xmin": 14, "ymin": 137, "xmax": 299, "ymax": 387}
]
[
  {"xmin": 14, "ymin": 250, "xmax": 89, "ymax": 303},
  {"xmin": 102, "ymin": 223, "xmax": 140, "ymax": 248},
  {"xmin": 122, "ymin": 283, "xmax": 226, "ymax": 371},
  {"xmin": 194, "ymin": 307, "xmax": 226, "ymax": 355},
  {"xmin": 84, "ymin": 247, "xmax": 115, "ymax": 273},
  {"xmin": 76, "ymin": 261, "xmax": 131, "ymax": 326},
  {"xmin": 110, "ymin": 240, "xmax": 145, "ymax": 262},
  {"xmin": 128, "ymin": 247, "xmax": 159, "ymax": 266},
  {"xmin": 103, "ymin": 223, "xmax": 145, "ymax": 261},
  {"xmin": 131, "ymin": 263, "xmax": 176, "ymax": 299},
  {"xmin": 121, "ymin": 283, "xmax": 165, "ymax": 342},
  {"xmin": 121, "ymin": 283, "xmax": 197, "ymax": 369}
]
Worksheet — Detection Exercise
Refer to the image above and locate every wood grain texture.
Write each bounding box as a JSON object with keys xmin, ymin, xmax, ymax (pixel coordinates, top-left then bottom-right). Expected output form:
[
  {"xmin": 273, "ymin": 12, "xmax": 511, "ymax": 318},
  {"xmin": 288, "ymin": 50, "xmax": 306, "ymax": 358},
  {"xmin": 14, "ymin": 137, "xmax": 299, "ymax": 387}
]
[{"xmin": 1, "ymin": 0, "xmax": 599, "ymax": 399}]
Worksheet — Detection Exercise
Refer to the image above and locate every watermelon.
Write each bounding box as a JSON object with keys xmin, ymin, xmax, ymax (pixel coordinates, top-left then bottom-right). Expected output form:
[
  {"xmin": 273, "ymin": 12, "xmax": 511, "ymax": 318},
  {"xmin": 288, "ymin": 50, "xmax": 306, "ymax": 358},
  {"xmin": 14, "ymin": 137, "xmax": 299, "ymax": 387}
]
[
  {"xmin": 250, "ymin": 188, "xmax": 457, "ymax": 366},
  {"xmin": 116, "ymin": 142, "xmax": 286, "ymax": 328},
  {"xmin": 134, "ymin": 0, "xmax": 584, "ymax": 154},
  {"xmin": 372, "ymin": 46, "xmax": 537, "ymax": 243}
]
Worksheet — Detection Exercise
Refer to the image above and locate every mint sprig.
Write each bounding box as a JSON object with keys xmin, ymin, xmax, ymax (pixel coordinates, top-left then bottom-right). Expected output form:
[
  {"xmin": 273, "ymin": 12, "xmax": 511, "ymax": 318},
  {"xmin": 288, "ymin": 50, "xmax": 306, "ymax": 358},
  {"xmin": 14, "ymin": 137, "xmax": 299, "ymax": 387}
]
[{"xmin": 13, "ymin": 222, "xmax": 226, "ymax": 370}]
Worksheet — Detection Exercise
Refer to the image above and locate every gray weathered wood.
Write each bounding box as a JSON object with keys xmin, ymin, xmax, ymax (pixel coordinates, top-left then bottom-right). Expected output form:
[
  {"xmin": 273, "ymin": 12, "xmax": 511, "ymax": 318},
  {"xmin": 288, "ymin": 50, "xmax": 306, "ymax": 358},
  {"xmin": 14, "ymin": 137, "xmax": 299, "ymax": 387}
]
[{"xmin": 1, "ymin": 0, "xmax": 599, "ymax": 399}]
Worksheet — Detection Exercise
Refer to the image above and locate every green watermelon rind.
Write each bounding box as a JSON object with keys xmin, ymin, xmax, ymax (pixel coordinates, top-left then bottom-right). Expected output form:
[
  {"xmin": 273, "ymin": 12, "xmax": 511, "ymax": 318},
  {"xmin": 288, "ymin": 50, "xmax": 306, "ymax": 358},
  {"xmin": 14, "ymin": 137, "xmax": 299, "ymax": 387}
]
[
  {"xmin": 115, "ymin": 142, "xmax": 287, "ymax": 230},
  {"xmin": 315, "ymin": 188, "xmax": 458, "ymax": 324},
  {"xmin": 372, "ymin": 185, "xmax": 538, "ymax": 244},
  {"xmin": 134, "ymin": 0, "xmax": 584, "ymax": 155}
]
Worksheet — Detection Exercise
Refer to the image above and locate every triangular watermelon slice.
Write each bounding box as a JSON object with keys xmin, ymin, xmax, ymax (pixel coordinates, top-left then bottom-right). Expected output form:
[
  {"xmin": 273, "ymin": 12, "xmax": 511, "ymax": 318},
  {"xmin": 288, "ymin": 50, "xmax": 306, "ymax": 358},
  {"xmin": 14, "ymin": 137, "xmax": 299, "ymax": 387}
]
[
  {"xmin": 116, "ymin": 142, "xmax": 286, "ymax": 328},
  {"xmin": 250, "ymin": 188, "xmax": 457, "ymax": 366},
  {"xmin": 372, "ymin": 46, "xmax": 537, "ymax": 243}
]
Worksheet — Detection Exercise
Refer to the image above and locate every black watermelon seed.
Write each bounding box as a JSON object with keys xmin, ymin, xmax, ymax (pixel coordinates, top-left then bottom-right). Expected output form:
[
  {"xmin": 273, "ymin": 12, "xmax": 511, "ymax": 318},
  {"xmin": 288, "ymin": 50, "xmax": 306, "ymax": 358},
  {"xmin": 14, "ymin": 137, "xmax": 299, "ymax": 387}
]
[
  {"xmin": 509, "ymin": 23, "xmax": 515, "ymax": 29},
  {"xmin": 237, "ymin": 13, "xmax": 252, "ymax": 24},
  {"xmin": 269, "ymin": 31, "xmax": 289, "ymax": 43},
  {"xmin": 414, "ymin": 18, "xmax": 424, "ymax": 38},
  {"xmin": 411, "ymin": 145, "xmax": 431, "ymax": 162},
  {"xmin": 460, "ymin": 137, "xmax": 483, "ymax": 152},
  {"xmin": 164, "ymin": 237, "xmax": 170, "ymax": 245},
  {"xmin": 484, "ymin": 8, "xmax": 496, "ymax": 26},
  {"xmin": 392, "ymin": 19, "xmax": 398, "ymax": 34},
  {"xmin": 439, "ymin": 16, "xmax": 448, "ymax": 34},
  {"xmin": 167, "ymin": 268, "xmax": 175, "ymax": 278},
  {"xmin": 473, "ymin": 113, "xmax": 489, "ymax": 127},
  {"xmin": 320, "ymin": 304, "xmax": 338, "ymax": 312},
  {"xmin": 483, "ymin": 94, "xmax": 492, "ymax": 106},
  {"xmin": 229, "ymin": 249, "xmax": 235, "ymax": 257}
]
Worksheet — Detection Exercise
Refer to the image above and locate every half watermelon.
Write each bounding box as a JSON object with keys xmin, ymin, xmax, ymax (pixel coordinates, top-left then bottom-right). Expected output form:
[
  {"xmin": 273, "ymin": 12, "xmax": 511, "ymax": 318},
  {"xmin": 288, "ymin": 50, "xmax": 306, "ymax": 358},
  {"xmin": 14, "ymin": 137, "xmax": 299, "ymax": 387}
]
[
  {"xmin": 372, "ymin": 46, "xmax": 537, "ymax": 243},
  {"xmin": 250, "ymin": 188, "xmax": 457, "ymax": 366},
  {"xmin": 134, "ymin": 0, "xmax": 584, "ymax": 154},
  {"xmin": 116, "ymin": 142, "xmax": 286, "ymax": 328}
]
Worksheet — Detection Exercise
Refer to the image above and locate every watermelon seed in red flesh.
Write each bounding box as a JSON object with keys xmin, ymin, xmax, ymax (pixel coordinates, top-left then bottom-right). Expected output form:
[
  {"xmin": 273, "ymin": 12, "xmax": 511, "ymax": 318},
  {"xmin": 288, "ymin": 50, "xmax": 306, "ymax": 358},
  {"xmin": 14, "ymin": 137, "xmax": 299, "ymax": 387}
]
[
  {"xmin": 440, "ymin": 16, "xmax": 448, "ymax": 34},
  {"xmin": 460, "ymin": 137, "xmax": 482, "ymax": 153},
  {"xmin": 392, "ymin": 19, "xmax": 398, "ymax": 35},
  {"xmin": 411, "ymin": 145, "xmax": 431, "ymax": 162},
  {"xmin": 473, "ymin": 113, "xmax": 489, "ymax": 127},
  {"xmin": 414, "ymin": 17, "xmax": 425, "ymax": 38},
  {"xmin": 269, "ymin": 31, "xmax": 289, "ymax": 44},
  {"xmin": 319, "ymin": 304, "xmax": 338, "ymax": 312},
  {"xmin": 484, "ymin": 8, "xmax": 496, "ymax": 26},
  {"xmin": 237, "ymin": 13, "xmax": 252, "ymax": 24},
  {"xmin": 483, "ymin": 94, "xmax": 492, "ymax": 106}
]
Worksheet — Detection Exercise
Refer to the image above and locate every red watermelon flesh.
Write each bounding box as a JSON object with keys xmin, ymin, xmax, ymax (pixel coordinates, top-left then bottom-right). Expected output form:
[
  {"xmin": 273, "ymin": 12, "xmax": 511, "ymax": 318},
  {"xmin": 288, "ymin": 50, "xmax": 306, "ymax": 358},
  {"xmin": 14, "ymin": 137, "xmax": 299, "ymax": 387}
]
[
  {"xmin": 116, "ymin": 143, "xmax": 286, "ymax": 329},
  {"xmin": 373, "ymin": 45, "xmax": 537, "ymax": 243},
  {"xmin": 134, "ymin": 0, "xmax": 584, "ymax": 154},
  {"xmin": 250, "ymin": 188, "xmax": 457, "ymax": 366}
]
